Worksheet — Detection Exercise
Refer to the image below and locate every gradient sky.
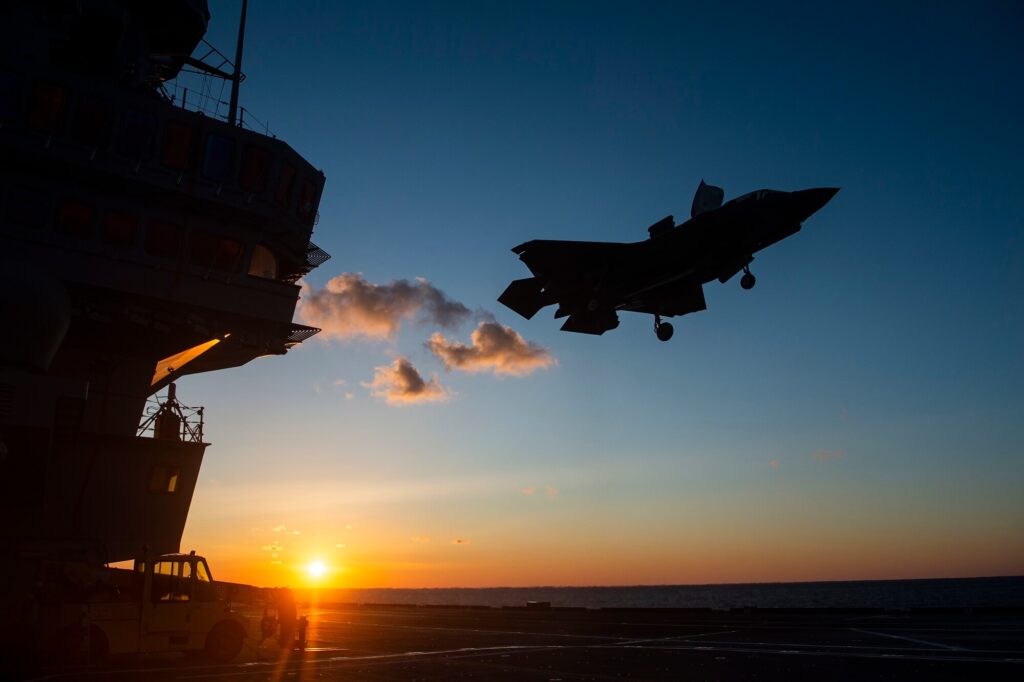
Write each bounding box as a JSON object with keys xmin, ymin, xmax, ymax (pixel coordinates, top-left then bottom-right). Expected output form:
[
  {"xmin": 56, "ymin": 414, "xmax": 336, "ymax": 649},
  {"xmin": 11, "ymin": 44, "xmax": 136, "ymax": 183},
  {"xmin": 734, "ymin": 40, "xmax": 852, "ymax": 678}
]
[{"xmin": 178, "ymin": 1, "xmax": 1023, "ymax": 589}]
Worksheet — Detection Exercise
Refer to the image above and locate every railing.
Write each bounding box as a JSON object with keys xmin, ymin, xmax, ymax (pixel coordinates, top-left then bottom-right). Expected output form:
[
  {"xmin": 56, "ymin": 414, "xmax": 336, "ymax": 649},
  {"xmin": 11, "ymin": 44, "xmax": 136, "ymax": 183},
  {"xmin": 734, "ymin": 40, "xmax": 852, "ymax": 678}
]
[
  {"xmin": 158, "ymin": 40, "xmax": 274, "ymax": 137},
  {"xmin": 287, "ymin": 324, "xmax": 321, "ymax": 344},
  {"xmin": 137, "ymin": 384, "xmax": 205, "ymax": 443}
]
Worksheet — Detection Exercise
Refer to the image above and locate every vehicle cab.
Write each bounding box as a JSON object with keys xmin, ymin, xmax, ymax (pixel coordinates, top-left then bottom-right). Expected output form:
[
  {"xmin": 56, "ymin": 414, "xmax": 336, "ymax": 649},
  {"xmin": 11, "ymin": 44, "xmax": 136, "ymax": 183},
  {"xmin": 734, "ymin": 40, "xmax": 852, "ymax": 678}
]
[{"xmin": 67, "ymin": 550, "xmax": 250, "ymax": 661}]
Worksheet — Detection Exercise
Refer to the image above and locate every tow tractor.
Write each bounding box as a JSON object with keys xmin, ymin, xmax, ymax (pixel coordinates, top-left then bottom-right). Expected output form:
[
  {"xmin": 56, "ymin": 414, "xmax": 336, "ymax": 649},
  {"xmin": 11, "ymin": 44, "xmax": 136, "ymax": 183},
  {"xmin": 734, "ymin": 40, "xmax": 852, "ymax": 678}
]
[{"xmin": 37, "ymin": 549, "xmax": 283, "ymax": 664}]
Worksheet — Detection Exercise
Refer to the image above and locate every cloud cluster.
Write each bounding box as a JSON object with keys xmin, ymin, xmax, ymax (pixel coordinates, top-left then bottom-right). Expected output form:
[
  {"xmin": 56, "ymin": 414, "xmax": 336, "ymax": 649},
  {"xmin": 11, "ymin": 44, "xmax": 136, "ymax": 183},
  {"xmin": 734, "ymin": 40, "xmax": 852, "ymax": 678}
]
[
  {"xmin": 428, "ymin": 322, "xmax": 556, "ymax": 376},
  {"xmin": 520, "ymin": 485, "xmax": 558, "ymax": 499},
  {"xmin": 811, "ymin": 450, "xmax": 846, "ymax": 462},
  {"xmin": 299, "ymin": 273, "xmax": 471, "ymax": 340},
  {"xmin": 301, "ymin": 273, "xmax": 556, "ymax": 406},
  {"xmin": 364, "ymin": 357, "xmax": 449, "ymax": 405}
]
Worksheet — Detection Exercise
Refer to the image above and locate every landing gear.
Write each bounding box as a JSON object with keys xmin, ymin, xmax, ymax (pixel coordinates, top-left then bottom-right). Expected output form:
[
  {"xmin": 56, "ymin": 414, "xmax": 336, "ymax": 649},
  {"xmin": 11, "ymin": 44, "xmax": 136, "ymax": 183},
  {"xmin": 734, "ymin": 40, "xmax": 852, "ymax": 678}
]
[
  {"xmin": 654, "ymin": 315, "xmax": 674, "ymax": 342},
  {"xmin": 740, "ymin": 266, "xmax": 756, "ymax": 290}
]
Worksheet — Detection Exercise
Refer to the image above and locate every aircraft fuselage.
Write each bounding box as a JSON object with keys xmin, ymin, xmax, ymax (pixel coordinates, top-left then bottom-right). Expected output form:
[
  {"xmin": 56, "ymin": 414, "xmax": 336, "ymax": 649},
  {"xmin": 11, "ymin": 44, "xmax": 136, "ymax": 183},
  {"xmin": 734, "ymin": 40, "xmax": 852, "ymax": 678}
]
[{"xmin": 499, "ymin": 184, "xmax": 838, "ymax": 339}]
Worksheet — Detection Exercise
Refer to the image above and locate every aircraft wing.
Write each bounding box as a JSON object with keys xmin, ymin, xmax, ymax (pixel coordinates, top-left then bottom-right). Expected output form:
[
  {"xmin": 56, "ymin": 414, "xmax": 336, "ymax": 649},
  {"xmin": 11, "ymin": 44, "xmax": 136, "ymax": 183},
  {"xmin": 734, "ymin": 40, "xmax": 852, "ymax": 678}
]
[{"xmin": 511, "ymin": 239, "xmax": 634, "ymax": 280}]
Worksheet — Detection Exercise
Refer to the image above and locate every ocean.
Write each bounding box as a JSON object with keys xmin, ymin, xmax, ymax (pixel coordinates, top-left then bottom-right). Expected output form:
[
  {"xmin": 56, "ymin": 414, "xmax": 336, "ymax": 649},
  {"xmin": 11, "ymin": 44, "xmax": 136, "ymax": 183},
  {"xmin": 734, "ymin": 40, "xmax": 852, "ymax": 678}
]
[{"xmin": 308, "ymin": 576, "xmax": 1024, "ymax": 610}]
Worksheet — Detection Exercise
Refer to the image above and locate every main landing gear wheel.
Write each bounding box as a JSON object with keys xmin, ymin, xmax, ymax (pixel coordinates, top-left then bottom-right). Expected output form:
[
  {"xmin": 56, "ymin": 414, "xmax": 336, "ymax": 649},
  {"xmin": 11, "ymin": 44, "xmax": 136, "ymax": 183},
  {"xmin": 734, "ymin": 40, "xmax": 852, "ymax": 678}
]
[
  {"xmin": 654, "ymin": 315, "xmax": 674, "ymax": 342},
  {"xmin": 740, "ymin": 266, "xmax": 756, "ymax": 290}
]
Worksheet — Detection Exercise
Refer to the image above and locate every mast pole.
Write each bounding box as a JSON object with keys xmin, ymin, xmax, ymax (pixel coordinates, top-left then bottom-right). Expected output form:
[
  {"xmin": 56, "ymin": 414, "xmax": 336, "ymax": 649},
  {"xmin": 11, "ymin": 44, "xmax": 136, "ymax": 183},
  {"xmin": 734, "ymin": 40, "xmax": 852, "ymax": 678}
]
[{"xmin": 227, "ymin": 0, "xmax": 248, "ymax": 126}]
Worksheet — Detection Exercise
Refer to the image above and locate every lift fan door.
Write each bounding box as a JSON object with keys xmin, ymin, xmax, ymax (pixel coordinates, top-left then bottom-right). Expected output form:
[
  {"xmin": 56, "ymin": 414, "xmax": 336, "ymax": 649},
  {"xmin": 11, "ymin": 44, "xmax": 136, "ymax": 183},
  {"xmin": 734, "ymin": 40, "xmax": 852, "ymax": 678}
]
[{"xmin": 691, "ymin": 180, "xmax": 725, "ymax": 217}]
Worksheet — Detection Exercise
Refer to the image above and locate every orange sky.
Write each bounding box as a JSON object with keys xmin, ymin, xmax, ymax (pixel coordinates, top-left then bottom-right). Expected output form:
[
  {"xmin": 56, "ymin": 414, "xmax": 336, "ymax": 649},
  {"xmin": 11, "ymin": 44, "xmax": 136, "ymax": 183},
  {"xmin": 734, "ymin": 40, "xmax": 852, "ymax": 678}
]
[{"xmin": 181, "ymin": 467, "xmax": 1024, "ymax": 589}]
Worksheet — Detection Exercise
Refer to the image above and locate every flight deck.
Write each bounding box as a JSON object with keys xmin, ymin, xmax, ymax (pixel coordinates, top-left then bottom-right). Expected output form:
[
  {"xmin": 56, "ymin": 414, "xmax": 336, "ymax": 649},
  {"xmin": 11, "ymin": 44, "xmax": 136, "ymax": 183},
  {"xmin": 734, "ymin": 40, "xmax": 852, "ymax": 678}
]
[{"xmin": 31, "ymin": 605, "xmax": 1024, "ymax": 681}]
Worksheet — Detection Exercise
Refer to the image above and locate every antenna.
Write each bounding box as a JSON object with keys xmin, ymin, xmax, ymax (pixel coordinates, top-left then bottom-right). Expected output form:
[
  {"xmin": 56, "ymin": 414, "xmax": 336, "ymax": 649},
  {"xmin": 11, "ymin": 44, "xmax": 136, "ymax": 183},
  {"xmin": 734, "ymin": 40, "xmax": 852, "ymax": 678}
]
[{"xmin": 227, "ymin": 0, "xmax": 248, "ymax": 126}]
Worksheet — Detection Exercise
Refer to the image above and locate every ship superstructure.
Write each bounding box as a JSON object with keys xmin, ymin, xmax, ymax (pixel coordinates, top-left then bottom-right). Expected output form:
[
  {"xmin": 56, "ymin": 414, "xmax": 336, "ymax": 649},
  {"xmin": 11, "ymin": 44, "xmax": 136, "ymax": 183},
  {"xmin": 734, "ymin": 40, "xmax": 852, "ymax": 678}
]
[{"xmin": 0, "ymin": 0, "xmax": 328, "ymax": 562}]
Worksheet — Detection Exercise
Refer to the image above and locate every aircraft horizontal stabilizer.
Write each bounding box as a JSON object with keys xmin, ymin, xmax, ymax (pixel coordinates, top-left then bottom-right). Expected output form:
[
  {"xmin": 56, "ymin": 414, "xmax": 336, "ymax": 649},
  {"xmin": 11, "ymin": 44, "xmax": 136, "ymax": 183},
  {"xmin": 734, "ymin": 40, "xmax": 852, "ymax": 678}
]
[{"xmin": 498, "ymin": 277, "xmax": 546, "ymax": 319}]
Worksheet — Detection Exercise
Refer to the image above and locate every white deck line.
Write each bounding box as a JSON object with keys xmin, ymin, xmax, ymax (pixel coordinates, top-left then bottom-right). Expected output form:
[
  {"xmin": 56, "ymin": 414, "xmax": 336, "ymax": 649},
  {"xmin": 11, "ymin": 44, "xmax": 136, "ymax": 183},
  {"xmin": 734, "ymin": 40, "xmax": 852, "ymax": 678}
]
[{"xmin": 851, "ymin": 627, "xmax": 966, "ymax": 651}]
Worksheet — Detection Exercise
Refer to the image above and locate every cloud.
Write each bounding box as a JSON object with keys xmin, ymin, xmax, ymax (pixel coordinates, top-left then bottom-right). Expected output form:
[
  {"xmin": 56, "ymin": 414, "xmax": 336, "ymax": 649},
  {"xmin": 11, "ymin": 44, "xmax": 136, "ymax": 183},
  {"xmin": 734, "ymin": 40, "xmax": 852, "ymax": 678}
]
[
  {"xmin": 520, "ymin": 487, "xmax": 536, "ymax": 496},
  {"xmin": 410, "ymin": 536, "xmax": 431, "ymax": 543},
  {"xmin": 313, "ymin": 379, "xmax": 355, "ymax": 397},
  {"xmin": 299, "ymin": 273, "xmax": 471, "ymax": 341},
  {"xmin": 427, "ymin": 322, "xmax": 556, "ymax": 376},
  {"xmin": 769, "ymin": 459, "xmax": 780, "ymax": 470},
  {"xmin": 363, "ymin": 357, "xmax": 449, "ymax": 405},
  {"xmin": 261, "ymin": 543, "xmax": 283, "ymax": 552},
  {"xmin": 811, "ymin": 450, "xmax": 846, "ymax": 462},
  {"xmin": 272, "ymin": 525, "xmax": 287, "ymax": 533}
]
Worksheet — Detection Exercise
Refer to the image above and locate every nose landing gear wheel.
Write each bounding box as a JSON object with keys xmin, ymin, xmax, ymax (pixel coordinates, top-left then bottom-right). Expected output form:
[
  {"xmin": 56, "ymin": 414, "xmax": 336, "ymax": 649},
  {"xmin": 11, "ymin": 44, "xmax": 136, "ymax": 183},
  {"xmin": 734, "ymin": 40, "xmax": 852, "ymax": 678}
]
[
  {"xmin": 740, "ymin": 266, "xmax": 756, "ymax": 290},
  {"xmin": 654, "ymin": 315, "xmax": 674, "ymax": 342}
]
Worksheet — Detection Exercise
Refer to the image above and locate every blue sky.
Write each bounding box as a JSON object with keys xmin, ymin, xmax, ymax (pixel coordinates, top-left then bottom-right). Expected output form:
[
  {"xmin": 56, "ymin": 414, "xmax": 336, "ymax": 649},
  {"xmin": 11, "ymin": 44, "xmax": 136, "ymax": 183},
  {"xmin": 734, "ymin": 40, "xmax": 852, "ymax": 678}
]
[{"xmin": 182, "ymin": 1, "xmax": 1023, "ymax": 587}]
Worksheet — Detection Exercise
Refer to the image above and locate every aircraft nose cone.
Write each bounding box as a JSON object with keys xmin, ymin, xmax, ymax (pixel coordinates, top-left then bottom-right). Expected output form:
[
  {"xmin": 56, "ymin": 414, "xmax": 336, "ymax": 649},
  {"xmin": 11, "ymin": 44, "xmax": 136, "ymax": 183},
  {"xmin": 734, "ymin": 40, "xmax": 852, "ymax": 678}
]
[{"xmin": 792, "ymin": 187, "xmax": 839, "ymax": 220}]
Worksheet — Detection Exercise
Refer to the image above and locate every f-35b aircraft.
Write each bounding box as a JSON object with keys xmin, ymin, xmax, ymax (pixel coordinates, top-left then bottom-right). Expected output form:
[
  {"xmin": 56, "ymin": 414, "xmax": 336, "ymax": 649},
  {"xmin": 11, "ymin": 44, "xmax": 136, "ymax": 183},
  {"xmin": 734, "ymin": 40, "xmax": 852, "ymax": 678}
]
[{"xmin": 498, "ymin": 181, "xmax": 838, "ymax": 341}]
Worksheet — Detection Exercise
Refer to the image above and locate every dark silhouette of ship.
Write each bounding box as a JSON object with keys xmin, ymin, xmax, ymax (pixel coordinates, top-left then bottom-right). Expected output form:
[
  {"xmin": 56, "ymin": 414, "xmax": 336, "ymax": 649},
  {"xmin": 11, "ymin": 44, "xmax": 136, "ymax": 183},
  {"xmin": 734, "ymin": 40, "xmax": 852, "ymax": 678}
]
[{"xmin": 0, "ymin": 0, "xmax": 327, "ymax": 581}]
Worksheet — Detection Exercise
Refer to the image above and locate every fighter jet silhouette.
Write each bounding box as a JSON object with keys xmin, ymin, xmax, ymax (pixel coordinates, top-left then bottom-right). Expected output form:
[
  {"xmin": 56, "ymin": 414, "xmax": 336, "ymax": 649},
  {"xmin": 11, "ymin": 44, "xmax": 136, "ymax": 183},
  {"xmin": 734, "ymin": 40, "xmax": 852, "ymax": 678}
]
[{"xmin": 499, "ymin": 181, "xmax": 838, "ymax": 341}]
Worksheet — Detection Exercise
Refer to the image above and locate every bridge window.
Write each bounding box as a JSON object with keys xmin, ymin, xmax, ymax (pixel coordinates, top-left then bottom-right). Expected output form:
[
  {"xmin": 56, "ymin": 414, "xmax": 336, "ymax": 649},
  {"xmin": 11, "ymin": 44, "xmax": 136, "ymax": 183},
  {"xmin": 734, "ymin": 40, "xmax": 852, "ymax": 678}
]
[
  {"xmin": 70, "ymin": 95, "xmax": 114, "ymax": 148},
  {"xmin": 116, "ymin": 109, "xmax": 158, "ymax": 161},
  {"xmin": 202, "ymin": 133, "xmax": 236, "ymax": 182},
  {"xmin": 248, "ymin": 244, "xmax": 278, "ymax": 280},
  {"xmin": 275, "ymin": 162, "xmax": 296, "ymax": 206},
  {"xmin": 148, "ymin": 465, "xmax": 181, "ymax": 493},
  {"xmin": 56, "ymin": 199, "xmax": 95, "ymax": 239},
  {"xmin": 101, "ymin": 209, "xmax": 137, "ymax": 247},
  {"xmin": 28, "ymin": 81, "xmax": 67, "ymax": 133},
  {"xmin": 240, "ymin": 144, "xmax": 271, "ymax": 193},
  {"xmin": 161, "ymin": 120, "xmax": 197, "ymax": 171},
  {"xmin": 145, "ymin": 220, "xmax": 183, "ymax": 259},
  {"xmin": 297, "ymin": 179, "xmax": 316, "ymax": 223},
  {"xmin": 191, "ymin": 231, "xmax": 244, "ymax": 272}
]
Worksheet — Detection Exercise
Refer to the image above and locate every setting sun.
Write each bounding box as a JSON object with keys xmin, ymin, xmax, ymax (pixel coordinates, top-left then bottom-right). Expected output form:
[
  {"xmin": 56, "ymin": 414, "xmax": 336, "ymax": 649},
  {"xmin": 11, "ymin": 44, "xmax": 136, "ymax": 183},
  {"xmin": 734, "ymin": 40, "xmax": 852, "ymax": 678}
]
[{"xmin": 307, "ymin": 560, "xmax": 327, "ymax": 578}]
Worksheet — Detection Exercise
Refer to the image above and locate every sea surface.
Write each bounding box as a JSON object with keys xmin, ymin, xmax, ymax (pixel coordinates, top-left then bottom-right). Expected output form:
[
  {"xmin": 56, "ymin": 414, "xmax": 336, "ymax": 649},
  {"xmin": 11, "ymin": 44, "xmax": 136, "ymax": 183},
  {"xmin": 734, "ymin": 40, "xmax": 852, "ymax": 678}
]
[{"xmin": 310, "ymin": 576, "xmax": 1024, "ymax": 610}]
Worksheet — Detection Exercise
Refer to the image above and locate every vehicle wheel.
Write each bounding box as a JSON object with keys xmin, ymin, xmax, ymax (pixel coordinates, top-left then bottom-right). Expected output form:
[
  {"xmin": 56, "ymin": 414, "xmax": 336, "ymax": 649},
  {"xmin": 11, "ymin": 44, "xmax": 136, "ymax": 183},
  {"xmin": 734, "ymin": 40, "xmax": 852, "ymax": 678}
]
[
  {"xmin": 204, "ymin": 622, "xmax": 244, "ymax": 663},
  {"xmin": 740, "ymin": 273, "xmax": 756, "ymax": 290},
  {"xmin": 656, "ymin": 322, "xmax": 674, "ymax": 342}
]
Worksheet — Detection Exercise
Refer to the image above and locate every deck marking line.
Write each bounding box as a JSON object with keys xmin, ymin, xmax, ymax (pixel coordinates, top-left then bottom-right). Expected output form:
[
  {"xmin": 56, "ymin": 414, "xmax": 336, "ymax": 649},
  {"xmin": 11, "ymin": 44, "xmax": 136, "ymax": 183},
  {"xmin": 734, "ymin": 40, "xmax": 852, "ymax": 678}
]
[
  {"xmin": 318, "ymin": 618, "xmax": 627, "ymax": 641},
  {"xmin": 608, "ymin": 643, "xmax": 1021, "ymax": 665},
  {"xmin": 851, "ymin": 627, "xmax": 966, "ymax": 651},
  {"xmin": 175, "ymin": 645, "xmax": 569, "ymax": 680},
  {"xmin": 614, "ymin": 629, "xmax": 737, "ymax": 646}
]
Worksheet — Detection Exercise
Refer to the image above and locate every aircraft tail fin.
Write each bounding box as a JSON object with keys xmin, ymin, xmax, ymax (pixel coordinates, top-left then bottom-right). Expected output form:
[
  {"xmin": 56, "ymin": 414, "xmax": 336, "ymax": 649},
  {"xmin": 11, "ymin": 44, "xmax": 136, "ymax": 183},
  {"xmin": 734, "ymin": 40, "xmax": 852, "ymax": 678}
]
[
  {"xmin": 498, "ymin": 277, "xmax": 546, "ymax": 319},
  {"xmin": 691, "ymin": 180, "xmax": 725, "ymax": 218}
]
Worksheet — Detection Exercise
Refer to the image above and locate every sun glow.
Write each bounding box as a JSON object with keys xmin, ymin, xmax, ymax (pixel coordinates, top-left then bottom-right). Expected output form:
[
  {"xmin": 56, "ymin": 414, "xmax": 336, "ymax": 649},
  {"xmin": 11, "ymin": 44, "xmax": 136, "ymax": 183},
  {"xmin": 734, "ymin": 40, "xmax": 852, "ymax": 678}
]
[{"xmin": 307, "ymin": 560, "xmax": 327, "ymax": 578}]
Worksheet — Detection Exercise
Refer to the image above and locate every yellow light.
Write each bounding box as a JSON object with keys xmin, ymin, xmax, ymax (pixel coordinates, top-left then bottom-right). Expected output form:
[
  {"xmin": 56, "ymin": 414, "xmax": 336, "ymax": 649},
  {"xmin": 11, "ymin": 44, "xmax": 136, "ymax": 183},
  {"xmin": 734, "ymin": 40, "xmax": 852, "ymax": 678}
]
[
  {"xmin": 150, "ymin": 337, "xmax": 222, "ymax": 386},
  {"xmin": 307, "ymin": 560, "xmax": 327, "ymax": 578}
]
